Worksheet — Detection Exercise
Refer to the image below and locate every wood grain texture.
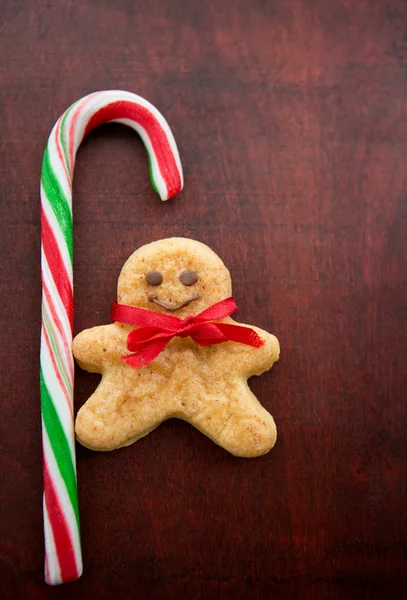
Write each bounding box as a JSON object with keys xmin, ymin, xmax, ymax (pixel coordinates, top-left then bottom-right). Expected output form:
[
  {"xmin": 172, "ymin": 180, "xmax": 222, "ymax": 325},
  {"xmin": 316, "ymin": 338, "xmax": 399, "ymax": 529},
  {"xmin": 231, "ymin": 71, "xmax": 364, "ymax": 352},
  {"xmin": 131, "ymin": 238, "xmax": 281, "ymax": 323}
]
[{"xmin": 1, "ymin": 1, "xmax": 407, "ymax": 598}]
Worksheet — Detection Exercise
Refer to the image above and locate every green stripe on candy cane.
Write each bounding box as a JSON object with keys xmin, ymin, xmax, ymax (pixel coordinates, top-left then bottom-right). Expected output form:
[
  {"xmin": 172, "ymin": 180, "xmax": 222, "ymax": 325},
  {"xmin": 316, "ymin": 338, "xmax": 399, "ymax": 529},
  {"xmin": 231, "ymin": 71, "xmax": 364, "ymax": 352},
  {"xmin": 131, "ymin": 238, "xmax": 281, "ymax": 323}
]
[
  {"xmin": 144, "ymin": 138, "xmax": 160, "ymax": 197},
  {"xmin": 41, "ymin": 145, "xmax": 73, "ymax": 264},
  {"xmin": 40, "ymin": 368, "xmax": 80, "ymax": 531}
]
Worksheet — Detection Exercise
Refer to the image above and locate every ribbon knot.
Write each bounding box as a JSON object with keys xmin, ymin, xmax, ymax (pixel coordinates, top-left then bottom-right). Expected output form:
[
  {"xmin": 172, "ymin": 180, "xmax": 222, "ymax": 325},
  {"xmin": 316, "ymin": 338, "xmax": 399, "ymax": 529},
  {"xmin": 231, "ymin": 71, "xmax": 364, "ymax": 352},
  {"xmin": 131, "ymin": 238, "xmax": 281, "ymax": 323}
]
[
  {"xmin": 178, "ymin": 315, "xmax": 195, "ymax": 333},
  {"xmin": 110, "ymin": 297, "xmax": 264, "ymax": 368}
]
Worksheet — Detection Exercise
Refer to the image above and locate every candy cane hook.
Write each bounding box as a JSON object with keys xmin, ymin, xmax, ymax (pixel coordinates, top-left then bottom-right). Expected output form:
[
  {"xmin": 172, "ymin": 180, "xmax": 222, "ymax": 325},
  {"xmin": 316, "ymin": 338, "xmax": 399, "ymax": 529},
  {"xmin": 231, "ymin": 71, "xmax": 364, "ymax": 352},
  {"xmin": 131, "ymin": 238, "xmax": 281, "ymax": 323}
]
[{"xmin": 40, "ymin": 90, "xmax": 183, "ymax": 585}]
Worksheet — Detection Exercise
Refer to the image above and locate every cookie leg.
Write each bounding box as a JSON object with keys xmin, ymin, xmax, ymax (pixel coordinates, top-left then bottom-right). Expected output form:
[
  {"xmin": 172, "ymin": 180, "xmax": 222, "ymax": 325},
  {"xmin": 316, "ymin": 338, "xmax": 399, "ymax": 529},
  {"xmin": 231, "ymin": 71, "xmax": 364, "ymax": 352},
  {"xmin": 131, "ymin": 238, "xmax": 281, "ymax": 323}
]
[
  {"xmin": 75, "ymin": 375, "xmax": 169, "ymax": 451},
  {"xmin": 187, "ymin": 381, "xmax": 277, "ymax": 458}
]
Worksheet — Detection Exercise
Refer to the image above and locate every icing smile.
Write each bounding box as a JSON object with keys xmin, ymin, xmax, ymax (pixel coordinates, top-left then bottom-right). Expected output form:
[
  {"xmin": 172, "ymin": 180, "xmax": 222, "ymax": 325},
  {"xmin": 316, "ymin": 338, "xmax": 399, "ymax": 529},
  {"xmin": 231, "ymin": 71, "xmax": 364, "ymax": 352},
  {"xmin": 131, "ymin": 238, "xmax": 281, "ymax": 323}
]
[{"xmin": 148, "ymin": 293, "xmax": 200, "ymax": 312}]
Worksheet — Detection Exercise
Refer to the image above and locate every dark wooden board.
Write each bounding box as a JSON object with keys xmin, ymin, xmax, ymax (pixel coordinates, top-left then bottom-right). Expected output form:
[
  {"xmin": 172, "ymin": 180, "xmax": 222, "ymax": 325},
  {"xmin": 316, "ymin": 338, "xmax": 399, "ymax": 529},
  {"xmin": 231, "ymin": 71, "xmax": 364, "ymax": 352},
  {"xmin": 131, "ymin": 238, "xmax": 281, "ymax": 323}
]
[{"xmin": 1, "ymin": 1, "xmax": 406, "ymax": 598}]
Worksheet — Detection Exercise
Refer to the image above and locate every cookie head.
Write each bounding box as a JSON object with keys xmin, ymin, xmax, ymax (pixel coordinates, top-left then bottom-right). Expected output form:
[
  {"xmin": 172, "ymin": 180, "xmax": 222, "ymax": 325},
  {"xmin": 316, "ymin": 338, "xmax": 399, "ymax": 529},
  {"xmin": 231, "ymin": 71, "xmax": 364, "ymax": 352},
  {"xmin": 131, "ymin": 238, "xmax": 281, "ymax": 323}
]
[{"xmin": 117, "ymin": 238, "xmax": 232, "ymax": 316}]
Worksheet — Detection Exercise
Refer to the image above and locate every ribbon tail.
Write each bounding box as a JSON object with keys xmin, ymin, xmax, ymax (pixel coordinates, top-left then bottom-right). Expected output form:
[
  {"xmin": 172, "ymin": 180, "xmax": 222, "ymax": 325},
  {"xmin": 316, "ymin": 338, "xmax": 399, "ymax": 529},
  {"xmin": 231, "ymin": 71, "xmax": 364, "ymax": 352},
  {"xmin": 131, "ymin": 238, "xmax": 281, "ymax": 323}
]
[
  {"xmin": 215, "ymin": 323, "xmax": 264, "ymax": 348},
  {"xmin": 123, "ymin": 338, "xmax": 171, "ymax": 368}
]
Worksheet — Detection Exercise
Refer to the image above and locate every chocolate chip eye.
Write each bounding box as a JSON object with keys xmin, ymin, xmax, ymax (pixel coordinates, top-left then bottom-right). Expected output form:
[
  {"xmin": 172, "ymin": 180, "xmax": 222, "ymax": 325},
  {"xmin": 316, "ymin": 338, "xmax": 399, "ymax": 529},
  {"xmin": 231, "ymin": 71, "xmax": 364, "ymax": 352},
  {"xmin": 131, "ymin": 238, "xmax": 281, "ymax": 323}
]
[
  {"xmin": 179, "ymin": 270, "xmax": 198, "ymax": 286},
  {"xmin": 146, "ymin": 271, "xmax": 163, "ymax": 286}
]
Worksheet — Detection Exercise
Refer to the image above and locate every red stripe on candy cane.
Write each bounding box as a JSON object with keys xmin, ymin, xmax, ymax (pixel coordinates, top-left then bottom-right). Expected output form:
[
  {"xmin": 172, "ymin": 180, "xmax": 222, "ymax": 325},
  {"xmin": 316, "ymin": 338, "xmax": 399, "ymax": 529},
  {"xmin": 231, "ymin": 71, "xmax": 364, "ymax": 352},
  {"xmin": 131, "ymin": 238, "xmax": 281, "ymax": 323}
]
[
  {"xmin": 83, "ymin": 100, "xmax": 182, "ymax": 198},
  {"xmin": 43, "ymin": 460, "xmax": 79, "ymax": 583},
  {"xmin": 41, "ymin": 208, "xmax": 73, "ymax": 330}
]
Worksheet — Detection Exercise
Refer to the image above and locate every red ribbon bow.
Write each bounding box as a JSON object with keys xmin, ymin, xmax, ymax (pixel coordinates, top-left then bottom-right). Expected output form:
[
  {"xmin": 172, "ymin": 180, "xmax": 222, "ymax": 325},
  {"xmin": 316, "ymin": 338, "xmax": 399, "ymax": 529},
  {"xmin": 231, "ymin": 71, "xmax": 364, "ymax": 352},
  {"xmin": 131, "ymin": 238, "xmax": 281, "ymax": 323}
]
[{"xmin": 110, "ymin": 297, "xmax": 264, "ymax": 368}]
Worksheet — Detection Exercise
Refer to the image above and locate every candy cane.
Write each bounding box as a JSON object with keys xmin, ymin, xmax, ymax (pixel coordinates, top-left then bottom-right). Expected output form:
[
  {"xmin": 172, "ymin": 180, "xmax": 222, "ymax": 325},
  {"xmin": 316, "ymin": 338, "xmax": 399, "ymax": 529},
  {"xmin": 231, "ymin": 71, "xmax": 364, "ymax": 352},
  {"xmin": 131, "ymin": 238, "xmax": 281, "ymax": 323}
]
[{"xmin": 40, "ymin": 90, "xmax": 183, "ymax": 585}]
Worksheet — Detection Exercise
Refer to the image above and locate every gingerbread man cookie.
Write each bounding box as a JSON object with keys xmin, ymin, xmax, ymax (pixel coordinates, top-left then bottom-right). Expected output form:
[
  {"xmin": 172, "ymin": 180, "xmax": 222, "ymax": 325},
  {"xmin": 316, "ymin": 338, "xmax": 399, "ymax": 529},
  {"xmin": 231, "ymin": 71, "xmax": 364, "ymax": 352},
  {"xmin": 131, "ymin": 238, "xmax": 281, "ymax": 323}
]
[{"xmin": 73, "ymin": 238, "xmax": 280, "ymax": 457}]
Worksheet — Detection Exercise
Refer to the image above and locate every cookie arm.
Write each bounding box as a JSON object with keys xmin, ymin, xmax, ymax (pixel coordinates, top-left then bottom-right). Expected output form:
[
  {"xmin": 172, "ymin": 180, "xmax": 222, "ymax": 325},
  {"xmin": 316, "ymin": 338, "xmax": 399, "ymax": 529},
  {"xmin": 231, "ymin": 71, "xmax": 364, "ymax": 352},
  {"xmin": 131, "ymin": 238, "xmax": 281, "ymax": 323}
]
[
  {"xmin": 72, "ymin": 323, "xmax": 128, "ymax": 373},
  {"xmin": 221, "ymin": 323, "xmax": 280, "ymax": 376}
]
